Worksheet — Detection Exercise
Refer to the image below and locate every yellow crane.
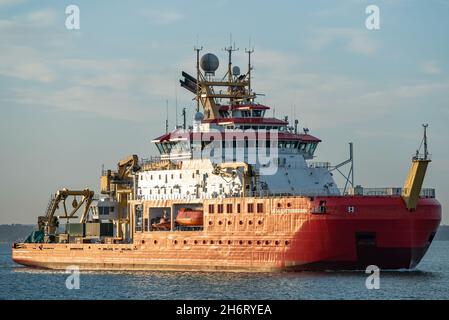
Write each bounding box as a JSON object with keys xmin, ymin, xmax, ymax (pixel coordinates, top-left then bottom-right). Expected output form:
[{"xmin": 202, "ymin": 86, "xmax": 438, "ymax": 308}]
[
  {"xmin": 100, "ymin": 155, "xmax": 140, "ymax": 238},
  {"xmin": 38, "ymin": 188, "xmax": 94, "ymax": 236}
]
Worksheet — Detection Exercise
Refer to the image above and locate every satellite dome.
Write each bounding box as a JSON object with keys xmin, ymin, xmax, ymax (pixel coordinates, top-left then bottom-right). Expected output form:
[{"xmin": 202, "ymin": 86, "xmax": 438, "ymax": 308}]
[
  {"xmin": 232, "ymin": 66, "xmax": 240, "ymax": 76},
  {"xmin": 200, "ymin": 53, "xmax": 219, "ymax": 74},
  {"xmin": 194, "ymin": 112, "xmax": 204, "ymax": 122}
]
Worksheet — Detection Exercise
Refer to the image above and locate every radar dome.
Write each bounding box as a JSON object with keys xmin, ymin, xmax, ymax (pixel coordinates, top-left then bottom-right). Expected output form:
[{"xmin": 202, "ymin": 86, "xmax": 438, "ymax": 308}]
[
  {"xmin": 200, "ymin": 53, "xmax": 219, "ymax": 75},
  {"xmin": 194, "ymin": 112, "xmax": 204, "ymax": 122}
]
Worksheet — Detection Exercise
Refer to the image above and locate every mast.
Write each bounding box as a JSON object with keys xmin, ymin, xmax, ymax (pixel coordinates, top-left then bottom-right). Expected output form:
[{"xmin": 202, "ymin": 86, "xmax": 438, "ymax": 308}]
[
  {"xmin": 182, "ymin": 107, "xmax": 186, "ymax": 130},
  {"xmin": 165, "ymin": 99, "xmax": 168, "ymax": 133},
  {"xmin": 223, "ymin": 36, "xmax": 239, "ymax": 105},
  {"xmin": 423, "ymin": 123, "xmax": 428, "ymax": 160},
  {"xmin": 245, "ymin": 47, "xmax": 254, "ymax": 100},
  {"xmin": 194, "ymin": 46, "xmax": 203, "ymax": 112}
]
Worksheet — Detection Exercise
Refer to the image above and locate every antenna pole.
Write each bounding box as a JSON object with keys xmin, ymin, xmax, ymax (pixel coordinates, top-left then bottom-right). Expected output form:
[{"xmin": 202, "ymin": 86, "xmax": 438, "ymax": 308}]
[
  {"xmin": 182, "ymin": 107, "xmax": 186, "ymax": 130},
  {"xmin": 194, "ymin": 46, "xmax": 203, "ymax": 112},
  {"xmin": 350, "ymin": 142, "xmax": 354, "ymax": 187},
  {"xmin": 423, "ymin": 123, "xmax": 428, "ymax": 160},
  {"xmin": 245, "ymin": 47, "xmax": 254, "ymax": 100},
  {"xmin": 165, "ymin": 99, "xmax": 169, "ymax": 133},
  {"xmin": 175, "ymin": 78, "xmax": 178, "ymax": 127}
]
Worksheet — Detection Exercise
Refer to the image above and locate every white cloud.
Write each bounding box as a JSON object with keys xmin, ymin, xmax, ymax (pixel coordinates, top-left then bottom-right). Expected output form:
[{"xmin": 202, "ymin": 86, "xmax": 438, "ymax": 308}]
[
  {"xmin": 0, "ymin": 45, "xmax": 56, "ymax": 82},
  {"xmin": 307, "ymin": 28, "xmax": 378, "ymax": 55},
  {"xmin": 0, "ymin": 0, "xmax": 25, "ymax": 7},
  {"xmin": 420, "ymin": 60, "xmax": 441, "ymax": 75},
  {"xmin": 143, "ymin": 9, "xmax": 183, "ymax": 25}
]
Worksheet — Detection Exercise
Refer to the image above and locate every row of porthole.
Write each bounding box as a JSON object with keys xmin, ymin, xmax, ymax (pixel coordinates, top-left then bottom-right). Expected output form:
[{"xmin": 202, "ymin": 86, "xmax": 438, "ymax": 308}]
[
  {"xmin": 208, "ymin": 219, "xmax": 263, "ymax": 226},
  {"xmin": 143, "ymin": 239, "xmax": 289, "ymax": 246},
  {"xmin": 277, "ymin": 202, "xmax": 292, "ymax": 208}
]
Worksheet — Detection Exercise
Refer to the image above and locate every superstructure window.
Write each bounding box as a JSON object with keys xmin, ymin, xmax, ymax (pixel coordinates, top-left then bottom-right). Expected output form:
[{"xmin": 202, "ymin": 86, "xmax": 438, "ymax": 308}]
[
  {"xmin": 257, "ymin": 203, "xmax": 264, "ymax": 213},
  {"xmin": 218, "ymin": 204, "xmax": 224, "ymax": 214},
  {"xmin": 237, "ymin": 203, "xmax": 241, "ymax": 213},
  {"xmin": 226, "ymin": 204, "xmax": 233, "ymax": 213},
  {"xmin": 247, "ymin": 203, "xmax": 254, "ymax": 213},
  {"xmin": 209, "ymin": 204, "xmax": 214, "ymax": 214}
]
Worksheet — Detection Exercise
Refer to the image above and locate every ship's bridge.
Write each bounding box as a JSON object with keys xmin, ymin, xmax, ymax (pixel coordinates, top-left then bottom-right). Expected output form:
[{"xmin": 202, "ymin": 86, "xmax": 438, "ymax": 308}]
[{"xmin": 152, "ymin": 126, "xmax": 321, "ymax": 163}]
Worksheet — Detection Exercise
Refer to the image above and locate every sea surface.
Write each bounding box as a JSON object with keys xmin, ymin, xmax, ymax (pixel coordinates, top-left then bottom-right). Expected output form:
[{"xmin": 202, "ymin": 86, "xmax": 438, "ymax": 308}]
[{"xmin": 1, "ymin": 241, "xmax": 448, "ymax": 300}]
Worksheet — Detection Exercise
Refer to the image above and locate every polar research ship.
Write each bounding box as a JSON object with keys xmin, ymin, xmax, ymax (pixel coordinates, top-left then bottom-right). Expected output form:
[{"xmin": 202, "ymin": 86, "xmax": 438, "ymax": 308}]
[{"xmin": 12, "ymin": 46, "xmax": 441, "ymax": 271}]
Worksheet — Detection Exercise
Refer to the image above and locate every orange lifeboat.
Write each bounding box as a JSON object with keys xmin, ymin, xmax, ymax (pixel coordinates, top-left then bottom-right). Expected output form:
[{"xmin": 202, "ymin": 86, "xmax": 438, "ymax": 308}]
[{"xmin": 175, "ymin": 208, "xmax": 203, "ymax": 227}]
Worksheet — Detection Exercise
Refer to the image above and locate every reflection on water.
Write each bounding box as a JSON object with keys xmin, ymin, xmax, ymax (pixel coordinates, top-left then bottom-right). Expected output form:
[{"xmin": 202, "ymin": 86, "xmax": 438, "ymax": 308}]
[{"xmin": 2, "ymin": 241, "xmax": 449, "ymax": 299}]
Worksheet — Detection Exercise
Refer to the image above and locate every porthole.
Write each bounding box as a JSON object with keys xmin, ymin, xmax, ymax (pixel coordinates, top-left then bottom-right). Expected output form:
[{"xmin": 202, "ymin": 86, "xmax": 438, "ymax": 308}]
[
  {"xmin": 141, "ymin": 240, "xmax": 145, "ymax": 244},
  {"xmin": 239, "ymin": 220, "xmax": 244, "ymax": 225},
  {"xmin": 277, "ymin": 203, "xmax": 281, "ymax": 208},
  {"xmin": 202, "ymin": 240, "xmax": 207, "ymax": 244},
  {"xmin": 174, "ymin": 240, "xmax": 178, "ymax": 245},
  {"xmin": 218, "ymin": 220, "xmax": 223, "ymax": 225},
  {"xmin": 209, "ymin": 220, "xmax": 213, "ymax": 225},
  {"xmin": 194, "ymin": 240, "xmax": 198, "ymax": 244},
  {"xmin": 285, "ymin": 240, "xmax": 290, "ymax": 245},
  {"xmin": 257, "ymin": 240, "xmax": 261, "ymax": 245},
  {"xmin": 210, "ymin": 240, "xmax": 214, "ymax": 244},
  {"xmin": 248, "ymin": 240, "xmax": 252, "ymax": 245},
  {"xmin": 287, "ymin": 203, "xmax": 291, "ymax": 207},
  {"xmin": 258, "ymin": 220, "xmax": 263, "ymax": 225},
  {"xmin": 154, "ymin": 240, "xmax": 158, "ymax": 245},
  {"xmin": 275, "ymin": 241, "xmax": 280, "ymax": 245},
  {"xmin": 227, "ymin": 220, "xmax": 232, "ymax": 225},
  {"xmin": 218, "ymin": 240, "xmax": 222, "ymax": 244},
  {"xmin": 239, "ymin": 240, "xmax": 243, "ymax": 245},
  {"xmin": 248, "ymin": 220, "xmax": 253, "ymax": 225},
  {"xmin": 227, "ymin": 240, "xmax": 232, "ymax": 245},
  {"xmin": 265, "ymin": 240, "xmax": 270, "ymax": 245},
  {"xmin": 183, "ymin": 240, "xmax": 187, "ymax": 245}
]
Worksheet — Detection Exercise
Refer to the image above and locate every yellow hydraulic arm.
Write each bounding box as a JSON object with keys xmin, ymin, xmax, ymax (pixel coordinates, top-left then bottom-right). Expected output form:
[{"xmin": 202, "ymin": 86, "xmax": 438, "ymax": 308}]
[{"xmin": 402, "ymin": 125, "xmax": 431, "ymax": 210}]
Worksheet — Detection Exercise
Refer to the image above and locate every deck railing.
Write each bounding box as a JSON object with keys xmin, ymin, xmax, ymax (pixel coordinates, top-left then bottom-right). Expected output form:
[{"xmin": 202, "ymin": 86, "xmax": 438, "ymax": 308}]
[{"xmin": 134, "ymin": 187, "xmax": 435, "ymax": 201}]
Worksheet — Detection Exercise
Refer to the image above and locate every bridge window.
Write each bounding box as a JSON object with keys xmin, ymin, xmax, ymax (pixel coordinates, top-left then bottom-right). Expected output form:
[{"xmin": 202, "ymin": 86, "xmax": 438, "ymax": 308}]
[{"xmin": 252, "ymin": 110, "xmax": 263, "ymax": 117}]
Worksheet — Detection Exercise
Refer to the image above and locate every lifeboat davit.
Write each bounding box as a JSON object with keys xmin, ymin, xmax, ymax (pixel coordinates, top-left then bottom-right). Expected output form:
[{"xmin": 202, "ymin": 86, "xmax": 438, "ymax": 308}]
[
  {"xmin": 175, "ymin": 208, "xmax": 204, "ymax": 227},
  {"xmin": 152, "ymin": 216, "xmax": 171, "ymax": 231}
]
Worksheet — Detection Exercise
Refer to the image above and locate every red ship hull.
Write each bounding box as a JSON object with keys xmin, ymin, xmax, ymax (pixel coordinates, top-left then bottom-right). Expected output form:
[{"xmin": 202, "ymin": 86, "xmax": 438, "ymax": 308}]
[{"xmin": 12, "ymin": 196, "xmax": 441, "ymax": 272}]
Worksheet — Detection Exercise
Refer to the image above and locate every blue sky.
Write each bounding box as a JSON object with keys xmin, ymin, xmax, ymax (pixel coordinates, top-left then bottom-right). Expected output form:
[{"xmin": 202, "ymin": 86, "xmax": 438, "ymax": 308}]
[{"xmin": 0, "ymin": 0, "xmax": 448, "ymax": 224}]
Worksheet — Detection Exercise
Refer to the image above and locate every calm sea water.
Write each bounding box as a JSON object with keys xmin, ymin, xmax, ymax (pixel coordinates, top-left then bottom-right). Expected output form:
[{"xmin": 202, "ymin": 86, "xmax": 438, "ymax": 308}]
[{"xmin": 1, "ymin": 241, "xmax": 448, "ymax": 300}]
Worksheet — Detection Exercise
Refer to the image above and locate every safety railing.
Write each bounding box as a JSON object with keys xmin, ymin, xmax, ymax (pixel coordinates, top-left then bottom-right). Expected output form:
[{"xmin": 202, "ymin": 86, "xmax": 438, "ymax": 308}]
[{"xmin": 134, "ymin": 187, "xmax": 436, "ymax": 201}]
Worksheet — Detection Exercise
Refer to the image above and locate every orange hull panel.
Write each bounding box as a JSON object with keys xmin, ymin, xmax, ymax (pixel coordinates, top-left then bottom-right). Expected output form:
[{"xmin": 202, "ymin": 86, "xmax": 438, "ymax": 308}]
[{"xmin": 12, "ymin": 196, "xmax": 441, "ymax": 271}]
